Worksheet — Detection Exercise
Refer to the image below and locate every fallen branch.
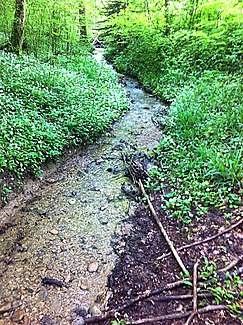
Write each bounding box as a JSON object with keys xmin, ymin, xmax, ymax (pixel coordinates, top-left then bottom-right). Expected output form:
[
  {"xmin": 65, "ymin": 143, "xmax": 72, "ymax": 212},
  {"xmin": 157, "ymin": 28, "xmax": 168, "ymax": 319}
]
[
  {"xmin": 185, "ymin": 260, "xmax": 199, "ymax": 325},
  {"xmin": 204, "ymin": 266, "xmax": 243, "ymax": 286},
  {"xmin": 128, "ymin": 304, "xmax": 226, "ymax": 324},
  {"xmin": 219, "ymin": 254, "xmax": 243, "ymax": 273},
  {"xmin": 138, "ymin": 179, "xmax": 189, "ymax": 275},
  {"xmin": 157, "ymin": 218, "xmax": 243, "ymax": 260},
  {"xmin": 154, "ymin": 292, "xmax": 214, "ymax": 302},
  {"xmin": 85, "ymin": 262, "xmax": 242, "ymax": 324}
]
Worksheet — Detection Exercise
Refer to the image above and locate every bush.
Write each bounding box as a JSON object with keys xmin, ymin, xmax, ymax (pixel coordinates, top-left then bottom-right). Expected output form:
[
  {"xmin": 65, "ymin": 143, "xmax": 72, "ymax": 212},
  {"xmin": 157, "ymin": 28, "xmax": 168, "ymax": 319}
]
[{"xmin": 0, "ymin": 50, "xmax": 128, "ymax": 181}]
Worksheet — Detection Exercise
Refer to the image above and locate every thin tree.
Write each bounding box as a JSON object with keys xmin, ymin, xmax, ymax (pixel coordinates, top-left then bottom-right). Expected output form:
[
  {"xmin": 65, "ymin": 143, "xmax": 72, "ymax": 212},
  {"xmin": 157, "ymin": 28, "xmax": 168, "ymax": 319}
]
[
  {"xmin": 164, "ymin": 0, "xmax": 169, "ymax": 35},
  {"xmin": 79, "ymin": 1, "xmax": 87, "ymax": 40},
  {"xmin": 11, "ymin": 0, "xmax": 26, "ymax": 53}
]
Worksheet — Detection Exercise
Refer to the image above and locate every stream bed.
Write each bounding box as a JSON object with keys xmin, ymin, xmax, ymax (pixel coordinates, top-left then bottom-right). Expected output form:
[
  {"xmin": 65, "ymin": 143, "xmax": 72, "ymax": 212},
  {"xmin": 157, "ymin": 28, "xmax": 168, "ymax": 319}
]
[{"xmin": 0, "ymin": 52, "xmax": 164, "ymax": 325}]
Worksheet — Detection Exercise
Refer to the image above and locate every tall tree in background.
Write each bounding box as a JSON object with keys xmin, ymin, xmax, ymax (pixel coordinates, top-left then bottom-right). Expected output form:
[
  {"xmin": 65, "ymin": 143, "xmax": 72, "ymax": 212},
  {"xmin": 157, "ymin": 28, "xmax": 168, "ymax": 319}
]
[
  {"xmin": 79, "ymin": 1, "xmax": 87, "ymax": 39},
  {"xmin": 164, "ymin": 0, "xmax": 169, "ymax": 35},
  {"xmin": 11, "ymin": 0, "xmax": 26, "ymax": 53}
]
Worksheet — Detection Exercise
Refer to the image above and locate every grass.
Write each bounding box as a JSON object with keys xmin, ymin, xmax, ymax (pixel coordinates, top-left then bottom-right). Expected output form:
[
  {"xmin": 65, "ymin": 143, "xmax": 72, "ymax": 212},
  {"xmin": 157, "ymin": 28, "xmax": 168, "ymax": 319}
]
[
  {"xmin": 148, "ymin": 73, "xmax": 242, "ymax": 223},
  {"xmin": 0, "ymin": 50, "xmax": 128, "ymax": 202}
]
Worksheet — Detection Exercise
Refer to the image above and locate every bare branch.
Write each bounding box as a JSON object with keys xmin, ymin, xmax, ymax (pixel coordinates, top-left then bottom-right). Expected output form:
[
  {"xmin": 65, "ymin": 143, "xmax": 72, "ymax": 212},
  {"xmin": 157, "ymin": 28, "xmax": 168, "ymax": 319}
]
[{"xmin": 138, "ymin": 179, "xmax": 189, "ymax": 275}]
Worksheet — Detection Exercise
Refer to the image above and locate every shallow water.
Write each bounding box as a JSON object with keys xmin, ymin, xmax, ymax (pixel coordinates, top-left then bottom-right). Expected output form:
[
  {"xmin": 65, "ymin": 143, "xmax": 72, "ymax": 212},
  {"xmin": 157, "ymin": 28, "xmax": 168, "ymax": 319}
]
[{"xmin": 0, "ymin": 51, "xmax": 164, "ymax": 324}]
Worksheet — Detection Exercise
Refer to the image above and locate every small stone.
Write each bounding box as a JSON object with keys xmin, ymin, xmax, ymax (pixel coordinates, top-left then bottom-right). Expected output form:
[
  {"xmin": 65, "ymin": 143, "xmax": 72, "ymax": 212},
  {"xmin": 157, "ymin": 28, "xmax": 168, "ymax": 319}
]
[
  {"xmin": 75, "ymin": 306, "xmax": 88, "ymax": 317},
  {"xmin": 80, "ymin": 283, "xmax": 89, "ymax": 291},
  {"xmin": 88, "ymin": 262, "xmax": 99, "ymax": 273},
  {"xmin": 68, "ymin": 198, "xmax": 76, "ymax": 205},
  {"xmin": 0, "ymin": 302, "xmax": 12, "ymax": 313},
  {"xmin": 52, "ymin": 300, "xmax": 62, "ymax": 315},
  {"xmin": 49, "ymin": 229, "xmax": 58, "ymax": 235},
  {"xmin": 65, "ymin": 273, "xmax": 74, "ymax": 283},
  {"xmin": 96, "ymin": 158, "xmax": 105, "ymax": 165},
  {"xmin": 47, "ymin": 178, "xmax": 56, "ymax": 184},
  {"xmin": 107, "ymin": 194, "xmax": 118, "ymax": 202},
  {"xmin": 39, "ymin": 287, "xmax": 48, "ymax": 301},
  {"xmin": 176, "ymin": 304, "xmax": 183, "ymax": 312},
  {"xmin": 100, "ymin": 205, "xmax": 108, "ymax": 211},
  {"xmin": 88, "ymin": 305, "xmax": 102, "ymax": 316},
  {"xmin": 41, "ymin": 315, "xmax": 53, "ymax": 325},
  {"xmin": 75, "ymin": 317, "xmax": 85, "ymax": 325},
  {"xmin": 12, "ymin": 310, "xmax": 24, "ymax": 322},
  {"xmin": 100, "ymin": 220, "xmax": 108, "ymax": 225}
]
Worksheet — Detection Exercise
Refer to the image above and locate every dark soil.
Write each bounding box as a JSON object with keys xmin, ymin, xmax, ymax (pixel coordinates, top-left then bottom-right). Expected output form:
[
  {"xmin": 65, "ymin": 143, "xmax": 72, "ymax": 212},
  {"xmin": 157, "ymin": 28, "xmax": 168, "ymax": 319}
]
[{"xmin": 92, "ymin": 195, "xmax": 243, "ymax": 324}]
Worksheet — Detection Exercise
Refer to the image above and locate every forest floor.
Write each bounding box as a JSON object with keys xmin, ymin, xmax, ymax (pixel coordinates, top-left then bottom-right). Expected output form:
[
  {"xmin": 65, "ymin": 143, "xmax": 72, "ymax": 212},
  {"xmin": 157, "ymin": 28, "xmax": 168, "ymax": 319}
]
[{"xmin": 102, "ymin": 196, "xmax": 243, "ymax": 325}]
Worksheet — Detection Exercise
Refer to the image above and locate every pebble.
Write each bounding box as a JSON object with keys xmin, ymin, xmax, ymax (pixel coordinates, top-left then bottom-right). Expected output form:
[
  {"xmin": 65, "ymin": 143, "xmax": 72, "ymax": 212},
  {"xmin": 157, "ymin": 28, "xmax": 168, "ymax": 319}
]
[
  {"xmin": 0, "ymin": 302, "xmax": 12, "ymax": 313},
  {"xmin": 49, "ymin": 229, "xmax": 59, "ymax": 235},
  {"xmin": 88, "ymin": 262, "xmax": 99, "ymax": 273},
  {"xmin": 52, "ymin": 300, "xmax": 62, "ymax": 315},
  {"xmin": 75, "ymin": 317, "xmax": 85, "ymax": 325},
  {"xmin": 41, "ymin": 315, "xmax": 53, "ymax": 325},
  {"xmin": 80, "ymin": 283, "xmax": 89, "ymax": 291},
  {"xmin": 100, "ymin": 205, "xmax": 108, "ymax": 211},
  {"xmin": 88, "ymin": 305, "xmax": 102, "ymax": 316},
  {"xmin": 68, "ymin": 198, "xmax": 76, "ymax": 205},
  {"xmin": 12, "ymin": 310, "xmax": 24, "ymax": 322},
  {"xmin": 39, "ymin": 287, "xmax": 48, "ymax": 301}
]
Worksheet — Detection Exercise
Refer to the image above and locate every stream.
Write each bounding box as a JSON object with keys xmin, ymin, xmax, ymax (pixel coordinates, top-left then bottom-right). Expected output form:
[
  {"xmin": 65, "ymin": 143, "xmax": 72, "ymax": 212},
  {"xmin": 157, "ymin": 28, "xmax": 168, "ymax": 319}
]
[{"xmin": 0, "ymin": 49, "xmax": 164, "ymax": 325}]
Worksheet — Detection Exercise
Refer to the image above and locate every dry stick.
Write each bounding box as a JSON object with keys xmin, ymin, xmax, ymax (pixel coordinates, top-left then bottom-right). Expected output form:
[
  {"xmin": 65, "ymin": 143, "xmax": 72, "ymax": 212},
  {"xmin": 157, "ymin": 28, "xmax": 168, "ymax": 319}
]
[
  {"xmin": 85, "ymin": 263, "xmax": 242, "ymax": 324},
  {"xmin": 154, "ymin": 292, "xmax": 214, "ymax": 302},
  {"xmin": 185, "ymin": 260, "xmax": 199, "ymax": 325},
  {"xmin": 129, "ymin": 305, "xmax": 226, "ymax": 325},
  {"xmin": 157, "ymin": 218, "xmax": 243, "ymax": 260},
  {"xmin": 219, "ymin": 254, "xmax": 243, "ymax": 273},
  {"xmin": 138, "ymin": 179, "xmax": 189, "ymax": 275}
]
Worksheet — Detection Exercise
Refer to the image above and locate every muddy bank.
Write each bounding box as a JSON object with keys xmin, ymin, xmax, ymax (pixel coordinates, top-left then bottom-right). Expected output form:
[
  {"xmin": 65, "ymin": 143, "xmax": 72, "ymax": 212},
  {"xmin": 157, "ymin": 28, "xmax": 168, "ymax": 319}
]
[
  {"xmin": 104, "ymin": 199, "xmax": 243, "ymax": 325},
  {"xmin": 0, "ymin": 67, "xmax": 164, "ymax": 324}
]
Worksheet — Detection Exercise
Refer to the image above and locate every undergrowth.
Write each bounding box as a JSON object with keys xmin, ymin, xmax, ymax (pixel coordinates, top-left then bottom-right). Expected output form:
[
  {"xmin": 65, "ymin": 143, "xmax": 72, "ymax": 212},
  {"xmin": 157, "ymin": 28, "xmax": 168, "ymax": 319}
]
[
  {"xmin": 104, "ymin": 24, "xmax": 243, "ymax": 224},
  {"xmin": 0, "ymin": 50, "xmax": 128, "ymax": 202}
]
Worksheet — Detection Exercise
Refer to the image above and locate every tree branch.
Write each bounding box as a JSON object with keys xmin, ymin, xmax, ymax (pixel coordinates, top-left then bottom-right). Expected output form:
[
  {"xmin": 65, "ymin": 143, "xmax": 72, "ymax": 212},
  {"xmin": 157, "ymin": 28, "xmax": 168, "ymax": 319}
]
[
  {"xmin": 129, "ymin": 305, "xmax": 226, "ymax": 324},
  {"xmin": 157, "ymin": 218, "xmax": 243, "ymax": 260},
  {"xmin": 138, "ymin": 179, "xmax": 189, "ymax": 275}
]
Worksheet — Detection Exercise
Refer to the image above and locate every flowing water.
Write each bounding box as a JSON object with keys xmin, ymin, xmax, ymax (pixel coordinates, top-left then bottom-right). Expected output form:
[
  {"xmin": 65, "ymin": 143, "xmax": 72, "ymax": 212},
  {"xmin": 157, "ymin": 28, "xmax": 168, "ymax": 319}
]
[{"xmin": 0, "ymin": 49, "xmax": 164, "ymax": 325}]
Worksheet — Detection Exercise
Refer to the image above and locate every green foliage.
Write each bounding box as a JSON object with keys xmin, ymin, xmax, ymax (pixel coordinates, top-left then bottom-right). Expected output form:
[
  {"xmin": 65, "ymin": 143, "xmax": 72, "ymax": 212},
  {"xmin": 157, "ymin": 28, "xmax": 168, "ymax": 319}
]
[
  {"xmin": 0, "ymin": 50, "xmax": 127, "ymax": 185},
  {"xmin": 199, "ymin": 257, "xmax": 243, "ymax": 317},
  {"xmin": 0, "ymin": 0, "xmax": 101, "ymax": 55},
  {"xmin": 102, "ymin": 0, "xmax": 243, "ymax": 225}
]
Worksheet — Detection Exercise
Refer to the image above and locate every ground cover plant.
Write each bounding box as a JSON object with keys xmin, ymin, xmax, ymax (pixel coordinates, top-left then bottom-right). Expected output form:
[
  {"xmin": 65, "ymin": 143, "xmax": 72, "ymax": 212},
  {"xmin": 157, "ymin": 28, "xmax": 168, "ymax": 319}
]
[
  {"xmin": 102, "ymin": 4, "xmax": 243, "ymax": 225},
  {"xmin": 0, "ymin": 49, "xmax": 128, "ymax": 203}
]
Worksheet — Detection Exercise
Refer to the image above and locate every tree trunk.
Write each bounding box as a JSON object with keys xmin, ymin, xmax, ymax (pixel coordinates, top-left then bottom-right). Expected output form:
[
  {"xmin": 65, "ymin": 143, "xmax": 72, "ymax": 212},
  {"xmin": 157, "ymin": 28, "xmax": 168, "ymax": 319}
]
[
  {"xmin": 11, "ymin": 0, "xmax": 26, "ymax": 53},
  {"xmin": 79, "ymin": 2, "xmax": 87, "ymax": 40},
  {"xmin": 164, "ymin": 0, "xmax": 169, "ymax": 35}
]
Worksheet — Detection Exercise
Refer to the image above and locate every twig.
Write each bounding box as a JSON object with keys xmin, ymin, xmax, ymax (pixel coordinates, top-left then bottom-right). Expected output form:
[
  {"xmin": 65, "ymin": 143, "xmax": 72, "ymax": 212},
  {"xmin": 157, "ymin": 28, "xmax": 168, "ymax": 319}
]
[
  {"xmin": 138, "ymin": 179, "xmax": 189, "ymax": 275},
  {"xmin": 193, "ymin": 261, "xmax": 199, "ymax": 312},
  {"xmin": 157, "ymin": 218, "xmax": 243, "ymax": 260},
  {"xmin": 154, "ymin": 292, "xmax": 214, "ymax": 302},
  {"xmin": 85, "ymin": 264, "xmax": 242, "ymax": 324},
  {"xmin": 219, "ymin": 254, "xmax": 243, "ymax": 273},
  {"xmin": 185, "ymin": 260, "xmax": 199, "ymax": 325},
  {"xmin": 128, "ymin": 304, "xmax": 226, "ymax": 324},
  {"xmin": 204, "ymin": 266, "xmax": 243, "ymax": 286}
]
